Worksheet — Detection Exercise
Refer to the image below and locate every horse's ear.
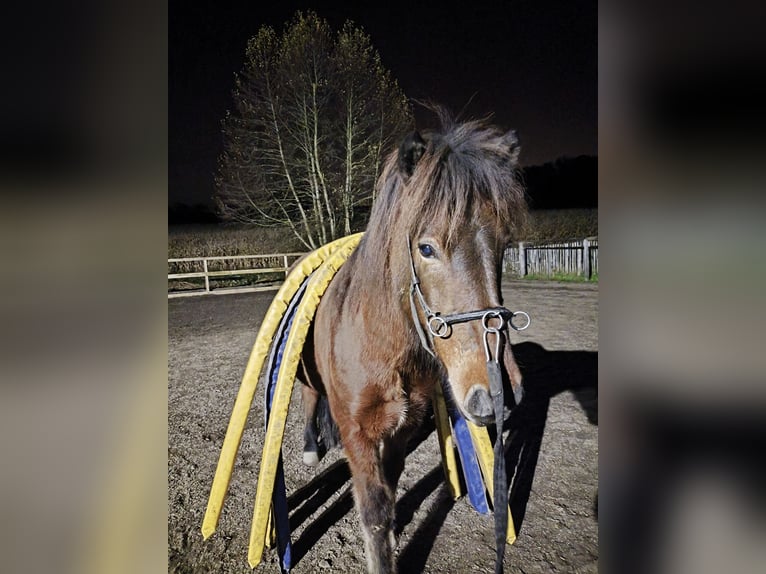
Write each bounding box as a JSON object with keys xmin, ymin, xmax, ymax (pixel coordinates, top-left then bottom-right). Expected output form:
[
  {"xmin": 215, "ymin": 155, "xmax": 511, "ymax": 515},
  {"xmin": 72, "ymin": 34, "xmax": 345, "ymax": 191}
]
[
  {"xmin": 398, "ymin": 131, "xmax": 427, "ymax": 179},
  {"xmin": 504, "ymin": 129, "xmax": 521, "ymax": 167}
]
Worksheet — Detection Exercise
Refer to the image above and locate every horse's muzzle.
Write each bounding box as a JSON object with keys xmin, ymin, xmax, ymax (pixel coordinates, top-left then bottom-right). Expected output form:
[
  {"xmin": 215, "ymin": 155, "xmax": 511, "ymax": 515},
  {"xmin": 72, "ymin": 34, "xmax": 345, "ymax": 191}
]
[{"xmin": 463, "ymin": 384, "xmax": 495, "ymax": 426}]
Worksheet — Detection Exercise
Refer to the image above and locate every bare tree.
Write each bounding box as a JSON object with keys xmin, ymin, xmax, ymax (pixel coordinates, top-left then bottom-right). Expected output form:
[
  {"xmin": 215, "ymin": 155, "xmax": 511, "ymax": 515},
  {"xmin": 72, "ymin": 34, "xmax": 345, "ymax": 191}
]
[{"xmin": 215, "ymin": 12, "xmax": 413, "ymax": 249}]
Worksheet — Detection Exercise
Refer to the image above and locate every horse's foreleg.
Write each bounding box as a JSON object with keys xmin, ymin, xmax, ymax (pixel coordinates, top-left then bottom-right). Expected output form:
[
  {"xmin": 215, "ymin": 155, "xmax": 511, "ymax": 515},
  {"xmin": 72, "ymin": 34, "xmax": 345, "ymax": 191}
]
[
  {"xmin": 345, "ymin": 437, "xmax": 397, "ymax": 574},
  {"xmin": 301, "ymin": 384, "xmax": 321, "ymax": 467},
  {"xmin": 381, "ymin": 431, "xmax": 411, "ymax": 539},
  {"xmin": 381, "ymin": 431, "xmax": 410, "ymax": 493}
]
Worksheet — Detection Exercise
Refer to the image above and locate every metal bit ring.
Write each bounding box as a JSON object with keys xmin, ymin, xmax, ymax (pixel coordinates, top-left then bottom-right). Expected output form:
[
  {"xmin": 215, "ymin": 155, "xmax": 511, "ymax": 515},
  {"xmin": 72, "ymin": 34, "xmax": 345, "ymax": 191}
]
[
  {"xmin": 428, "ymin": 315, "xmax": 451, "ymax": 338},
  {"xmin": 510, "ymin": 311, "xmax": 531, "ymax": 331}
]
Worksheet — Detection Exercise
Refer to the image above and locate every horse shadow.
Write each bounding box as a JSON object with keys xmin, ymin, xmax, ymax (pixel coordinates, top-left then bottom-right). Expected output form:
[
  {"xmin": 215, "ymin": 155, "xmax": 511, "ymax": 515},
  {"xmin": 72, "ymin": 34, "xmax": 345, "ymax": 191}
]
[
  {"xmin": 287, "ymin": 460, "xmax": 355, "ymax": 565},
  {"xmin": 502, "ymin": 342, "xmax": 598, "ymax": 531},
  {"xmin": 287, "ymin": 341, "xmax": 597, "ymax": 570},
  {"xmin": 398, "ymin": 341, "xmax": 598, "ymax": 572},
  {"xmin": 287, "ymin": 417, "xmax": 439, "ymax": 565}
]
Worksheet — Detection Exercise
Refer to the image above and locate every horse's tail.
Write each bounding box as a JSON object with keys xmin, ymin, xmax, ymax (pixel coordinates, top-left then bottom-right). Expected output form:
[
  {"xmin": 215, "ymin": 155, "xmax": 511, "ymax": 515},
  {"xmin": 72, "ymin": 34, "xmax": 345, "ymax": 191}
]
[{"xmin": 317, "ymin": 394, "xmax": 341, "ymax": 450}]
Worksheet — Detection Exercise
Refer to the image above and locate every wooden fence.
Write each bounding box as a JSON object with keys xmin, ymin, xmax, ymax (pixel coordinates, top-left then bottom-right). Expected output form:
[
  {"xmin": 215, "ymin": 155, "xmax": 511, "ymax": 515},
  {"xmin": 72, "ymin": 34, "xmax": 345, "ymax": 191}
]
[
  {"xmin": 503, "ymin": 237, "xmax": 598, "ymax": 278},
  {"xmin": 168, "ymin": 253, "xmax": 304, "ymax": 298},
  {"xmin": 168, "ymin": 237, "xmax": 598, "ymax": 297}
]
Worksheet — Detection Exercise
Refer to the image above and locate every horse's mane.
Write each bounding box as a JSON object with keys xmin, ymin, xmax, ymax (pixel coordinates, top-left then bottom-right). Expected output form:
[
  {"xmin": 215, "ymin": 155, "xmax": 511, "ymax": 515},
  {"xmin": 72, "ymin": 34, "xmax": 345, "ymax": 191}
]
[{"xmin": 361, "ymin": 111, "xmax": 527, "ymax": 281}]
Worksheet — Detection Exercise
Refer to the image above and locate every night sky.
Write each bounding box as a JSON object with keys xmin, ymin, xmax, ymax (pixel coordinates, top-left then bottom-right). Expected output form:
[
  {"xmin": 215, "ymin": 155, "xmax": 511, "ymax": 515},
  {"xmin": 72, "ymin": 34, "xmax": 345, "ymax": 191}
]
[{"xmin": 170, "ymin": 0, "xmax": 597, "ymax": 207}]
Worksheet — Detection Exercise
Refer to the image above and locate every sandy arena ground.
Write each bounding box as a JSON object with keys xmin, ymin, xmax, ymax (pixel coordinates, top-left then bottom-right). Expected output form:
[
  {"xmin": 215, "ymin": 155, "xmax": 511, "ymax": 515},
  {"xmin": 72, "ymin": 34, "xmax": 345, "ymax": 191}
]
[{"xmin": 169, "ymin": 280, "xmax": 598, "ymax": 573}]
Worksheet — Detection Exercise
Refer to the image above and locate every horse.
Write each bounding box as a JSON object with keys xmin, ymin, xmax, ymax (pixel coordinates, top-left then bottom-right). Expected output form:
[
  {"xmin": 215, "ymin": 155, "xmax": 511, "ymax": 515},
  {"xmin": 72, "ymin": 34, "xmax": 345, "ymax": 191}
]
[{"xmin": 299, "ymin": 113, "xmax": 527, "ymax": 574}]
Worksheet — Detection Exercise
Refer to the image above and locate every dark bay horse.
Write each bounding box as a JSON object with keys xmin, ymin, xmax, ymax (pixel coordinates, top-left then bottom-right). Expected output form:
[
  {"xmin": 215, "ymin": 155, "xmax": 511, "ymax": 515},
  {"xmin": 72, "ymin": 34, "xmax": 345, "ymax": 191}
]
[{"xmin": 300, "ymin": 115, "xmax": 527, "ymax": 573}]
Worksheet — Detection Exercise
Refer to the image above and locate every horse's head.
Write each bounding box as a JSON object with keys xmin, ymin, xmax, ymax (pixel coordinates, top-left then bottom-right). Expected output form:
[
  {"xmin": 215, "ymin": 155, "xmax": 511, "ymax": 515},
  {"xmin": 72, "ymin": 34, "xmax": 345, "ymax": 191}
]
[{"xmin": 394, "ymin": 120, "xmax": 527, "ymax": 426}]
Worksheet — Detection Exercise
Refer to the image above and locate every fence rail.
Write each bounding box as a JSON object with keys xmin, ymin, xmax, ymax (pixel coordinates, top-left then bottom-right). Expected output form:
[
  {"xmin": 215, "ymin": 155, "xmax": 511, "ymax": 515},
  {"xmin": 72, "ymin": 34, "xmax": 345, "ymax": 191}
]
[
  {"xmin": 503, "ymin": 237, "xmax": 598, "ymax": 278},
  {"xmin": 168, "ymin": 252, "xmax": 304, "ymax": 298},
  {"xmin": 168, "ymin": 238, "xmax": 597, "ymax": 297}
]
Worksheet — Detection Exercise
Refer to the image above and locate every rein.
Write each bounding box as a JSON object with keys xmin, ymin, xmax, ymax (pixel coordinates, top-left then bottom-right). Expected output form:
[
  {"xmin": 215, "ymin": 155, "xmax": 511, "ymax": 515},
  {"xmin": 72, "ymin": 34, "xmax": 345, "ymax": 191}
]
[{"xmin": 406, "ymin": 237, "xmax": 529, "ymax": 574}]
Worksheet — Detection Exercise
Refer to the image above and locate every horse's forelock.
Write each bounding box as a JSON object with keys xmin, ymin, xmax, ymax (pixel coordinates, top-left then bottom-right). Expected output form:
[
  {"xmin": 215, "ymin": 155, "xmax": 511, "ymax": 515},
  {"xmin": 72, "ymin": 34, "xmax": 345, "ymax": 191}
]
[
  {"xmin": 401, "ymin": 121, "xmax": 525, "ymax": 247},
  {"xmin": 360, "ymin": 118, "xmax": 526, "ymax": 288}
]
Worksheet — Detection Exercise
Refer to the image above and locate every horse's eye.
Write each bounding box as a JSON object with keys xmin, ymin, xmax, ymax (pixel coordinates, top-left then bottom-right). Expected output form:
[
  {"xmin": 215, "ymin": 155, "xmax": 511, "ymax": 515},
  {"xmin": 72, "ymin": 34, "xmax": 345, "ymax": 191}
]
[{"xmin": 418, "ymin": 244, "xmax": 435, "ymax": 258}]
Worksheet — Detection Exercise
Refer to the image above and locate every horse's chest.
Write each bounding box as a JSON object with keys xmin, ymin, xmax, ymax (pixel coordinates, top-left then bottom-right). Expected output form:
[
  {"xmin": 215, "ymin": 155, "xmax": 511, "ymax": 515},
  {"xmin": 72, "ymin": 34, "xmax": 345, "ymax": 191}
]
[{"xmin": 354, "ymin": 384, "xmax": 406, "ymax": 440}]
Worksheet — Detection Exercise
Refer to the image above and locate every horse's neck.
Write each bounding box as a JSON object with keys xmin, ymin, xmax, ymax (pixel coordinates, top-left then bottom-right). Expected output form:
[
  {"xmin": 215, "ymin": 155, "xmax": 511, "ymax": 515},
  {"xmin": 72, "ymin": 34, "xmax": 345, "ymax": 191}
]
[{"xmin": 349, "ymin": 235, "xmax": 440, "ymax": 385}]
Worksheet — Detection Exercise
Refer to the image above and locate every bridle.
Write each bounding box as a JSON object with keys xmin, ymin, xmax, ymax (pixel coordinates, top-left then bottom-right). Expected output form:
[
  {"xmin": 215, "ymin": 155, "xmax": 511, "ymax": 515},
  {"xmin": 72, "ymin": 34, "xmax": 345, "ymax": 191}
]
[
  {"xmin": 406, "ymin": 236, "xmax": 530, "ymax": 574},
  {"xmin": 406, "ymin": 236, "xmax": 530, "ymax": 359}
]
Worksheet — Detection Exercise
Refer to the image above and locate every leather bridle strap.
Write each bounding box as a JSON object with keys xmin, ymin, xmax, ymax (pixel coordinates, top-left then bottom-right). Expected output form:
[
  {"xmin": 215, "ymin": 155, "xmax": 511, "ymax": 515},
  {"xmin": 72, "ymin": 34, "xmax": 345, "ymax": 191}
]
[
  {"xmin": 480, "ymin": 310, "xmax": 511, "ymax": 574},
  {"xmin": 406, "ymin": 237, "xmax": 529, "ymax": 357},
  {"xmin": 406, "ymin": 236, "xmax": 530, "ymax": 574},
  {"xmin": 407, "ymin": 236, "xmax": 438, "ymax": 357},
  {"xmin": 409, "ymin": 285, "xmax": 437, "ymax": 357},
  {"xmin": 486, "ymin": 334, "xmax": 508, "ymax": 574}
]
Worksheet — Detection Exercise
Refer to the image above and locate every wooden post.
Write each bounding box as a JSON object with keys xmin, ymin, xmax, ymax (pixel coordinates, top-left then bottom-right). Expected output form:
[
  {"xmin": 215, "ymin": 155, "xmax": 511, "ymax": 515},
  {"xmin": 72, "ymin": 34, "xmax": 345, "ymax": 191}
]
[
  {"xmin": 203, "ymin": 259, "xmax": 210, "ymax": 292},
  {"xmin": 518, "ymin": 241, "xmax": 526, "ymax": 277},
  {"xmin": 582, "ymin": 238, "xmax": 591, "ymax": 279}
]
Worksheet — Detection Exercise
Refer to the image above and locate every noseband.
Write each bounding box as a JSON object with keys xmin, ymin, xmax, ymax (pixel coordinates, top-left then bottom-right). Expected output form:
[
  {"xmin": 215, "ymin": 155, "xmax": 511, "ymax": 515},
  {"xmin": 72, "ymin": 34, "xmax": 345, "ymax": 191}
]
[
  {"xmin": 406, "ymin": 237, "xmax": 529, "ymax": 360},
  {"xmin": 406, "ymin": 236, "xmax": 529, "ymax": 574}
]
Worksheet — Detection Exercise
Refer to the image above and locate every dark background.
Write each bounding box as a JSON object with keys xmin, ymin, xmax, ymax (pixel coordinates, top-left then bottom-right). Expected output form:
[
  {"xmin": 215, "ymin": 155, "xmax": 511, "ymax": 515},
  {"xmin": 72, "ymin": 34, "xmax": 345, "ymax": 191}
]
[{"xmin": 169, "ymin": 0, "xmax": 597, "ymax": 217}]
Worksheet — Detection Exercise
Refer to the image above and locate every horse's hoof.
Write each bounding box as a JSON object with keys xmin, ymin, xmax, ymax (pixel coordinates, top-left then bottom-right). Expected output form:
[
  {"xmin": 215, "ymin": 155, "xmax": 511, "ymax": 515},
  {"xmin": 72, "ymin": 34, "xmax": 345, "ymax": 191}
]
[{"xmin": 303, "ymin": 451, "xmax": 319, "ymax": 466}]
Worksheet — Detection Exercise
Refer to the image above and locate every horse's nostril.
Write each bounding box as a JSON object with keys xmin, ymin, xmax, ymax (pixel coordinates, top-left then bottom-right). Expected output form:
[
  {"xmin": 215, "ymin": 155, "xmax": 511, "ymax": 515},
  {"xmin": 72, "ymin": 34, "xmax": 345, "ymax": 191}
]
[{"xmin": 464, "ymin": 385, "xmax": 493, "ymax": 422}]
